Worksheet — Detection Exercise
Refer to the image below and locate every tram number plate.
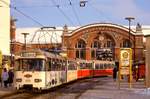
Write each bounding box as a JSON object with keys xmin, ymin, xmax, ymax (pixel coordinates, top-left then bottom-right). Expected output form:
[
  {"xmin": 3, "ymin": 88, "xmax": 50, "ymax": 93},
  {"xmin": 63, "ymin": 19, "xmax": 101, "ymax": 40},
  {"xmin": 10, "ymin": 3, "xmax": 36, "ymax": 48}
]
[{"xmin": 25, "ymin": 79, "xmax": 31, "ymax": 82}]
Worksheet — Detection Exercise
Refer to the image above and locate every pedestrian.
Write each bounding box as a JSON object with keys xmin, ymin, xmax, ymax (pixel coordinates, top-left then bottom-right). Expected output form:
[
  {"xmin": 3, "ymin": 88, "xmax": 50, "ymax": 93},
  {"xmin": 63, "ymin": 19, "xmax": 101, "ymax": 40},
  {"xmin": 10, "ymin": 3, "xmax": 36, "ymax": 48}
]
[
  {"xmin": 113, "ymin": 66, "xmax": 117, "ymax": 81},
  {"xmin": 8, "ymin": 68, "xmax": 14, "ymax": 87},
  {"xmin": 0, "ymin": 67, "xmax": 2, "ymax": 87},
  {"xmin": 1, "ymin": 68, "xmax": 9, "ymax": 88},
  {"xmin": 2, "ymin": 61, "xmax": 9, "ymax": 71}
]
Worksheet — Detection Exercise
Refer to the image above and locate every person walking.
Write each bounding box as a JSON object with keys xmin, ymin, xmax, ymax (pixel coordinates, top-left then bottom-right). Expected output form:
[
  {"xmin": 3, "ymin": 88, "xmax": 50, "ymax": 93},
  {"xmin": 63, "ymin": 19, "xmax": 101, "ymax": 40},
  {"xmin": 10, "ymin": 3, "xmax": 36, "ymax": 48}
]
[
  {"xmin": 8, "ymin": 68, "xmax": 14, "ymax": 87},
  {"xmin": 0, "ymin": 67, "xmax": 2, "ymax": 87},
  {"xmin": 1, "ymin": 68, "xmax": 9, "ymax": 88},
  {"xmin": 113, "ymin": 66, "xmax": 117, "ymax": 81}
]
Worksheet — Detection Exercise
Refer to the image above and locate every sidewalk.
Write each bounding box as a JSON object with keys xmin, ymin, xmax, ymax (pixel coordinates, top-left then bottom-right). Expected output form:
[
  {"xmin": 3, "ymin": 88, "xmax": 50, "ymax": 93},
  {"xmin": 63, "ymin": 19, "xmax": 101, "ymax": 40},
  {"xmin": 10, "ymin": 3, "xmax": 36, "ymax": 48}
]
[{"xmin": 78, "ymin": 78, "xmax": 150, "ymax": 99}]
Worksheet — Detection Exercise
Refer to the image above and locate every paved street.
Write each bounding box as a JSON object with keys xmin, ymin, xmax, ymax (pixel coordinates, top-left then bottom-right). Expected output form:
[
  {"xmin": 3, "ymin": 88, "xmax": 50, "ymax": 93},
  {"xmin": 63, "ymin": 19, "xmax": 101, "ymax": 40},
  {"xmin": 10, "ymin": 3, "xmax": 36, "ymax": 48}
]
[{"xmin": 0, "ymin": 77, "xmax": 150, "ymax": 99}]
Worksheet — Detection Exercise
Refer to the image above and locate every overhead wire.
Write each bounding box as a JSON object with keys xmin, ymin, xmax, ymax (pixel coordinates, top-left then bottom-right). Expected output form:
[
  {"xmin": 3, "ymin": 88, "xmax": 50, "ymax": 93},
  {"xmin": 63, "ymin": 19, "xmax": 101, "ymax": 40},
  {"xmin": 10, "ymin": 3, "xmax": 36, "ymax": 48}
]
[
  {"xmin": 12, "ymin": 2, "xmax": 79, "ymax": 9},
  {"xmin": 0, "ymin": 0, "xmax": 44, "ymax": 27},
  {"xmin": 67, "ymin": 0, "xmax": 81, "ymax": 26},
  {"xmin": 51, "ymin": 0, "xmax": 75, "ymax": 26},
  {"xmin": 0, "ymin": 0, "xmax": 59, "ymax": 50},
  {"xmin": 88, "ymin": 1, "xmax": 111, "ymax": 23},
  {"xmin": 1, "ymin": 0, "xmax": 113, "ymax": 50}
]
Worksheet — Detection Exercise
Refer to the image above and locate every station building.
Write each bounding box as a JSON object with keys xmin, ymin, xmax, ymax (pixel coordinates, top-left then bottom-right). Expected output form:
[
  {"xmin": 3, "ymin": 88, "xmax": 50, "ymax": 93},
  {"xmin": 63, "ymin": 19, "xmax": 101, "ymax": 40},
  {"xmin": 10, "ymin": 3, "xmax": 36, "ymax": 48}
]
[{"xmin": 10, "ymin": 22, "xmax": 150, "ymax": 62}]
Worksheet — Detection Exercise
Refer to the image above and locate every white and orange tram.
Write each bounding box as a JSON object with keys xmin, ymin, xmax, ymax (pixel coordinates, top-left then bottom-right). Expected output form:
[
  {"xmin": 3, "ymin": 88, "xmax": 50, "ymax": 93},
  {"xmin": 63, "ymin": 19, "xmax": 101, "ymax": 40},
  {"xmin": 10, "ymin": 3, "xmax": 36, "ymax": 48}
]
[
  {"xmin": 14, "ymin": 49, "xmax": 115, "ymax": 91},
  {"xmin": 14, "ymin": 49, "xmax": 68, "ymax": 90}
]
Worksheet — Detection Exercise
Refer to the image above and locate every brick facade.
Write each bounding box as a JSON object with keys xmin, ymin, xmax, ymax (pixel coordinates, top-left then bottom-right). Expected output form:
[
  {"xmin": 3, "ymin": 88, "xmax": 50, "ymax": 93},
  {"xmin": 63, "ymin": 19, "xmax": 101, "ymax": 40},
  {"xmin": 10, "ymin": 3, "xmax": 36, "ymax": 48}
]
[
  {"xmin": 11, "ymin": 22, "xmax": 144, "ymax": 62},
  {"xmin": 62, "ymin": 23, "xmax": 144, "ymax": 61}
]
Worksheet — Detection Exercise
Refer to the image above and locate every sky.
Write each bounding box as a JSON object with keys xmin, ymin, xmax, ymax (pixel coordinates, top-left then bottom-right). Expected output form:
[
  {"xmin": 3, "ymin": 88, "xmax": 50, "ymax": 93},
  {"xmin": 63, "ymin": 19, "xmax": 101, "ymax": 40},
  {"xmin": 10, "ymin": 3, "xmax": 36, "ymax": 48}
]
[{"xmin": 9, "ymin": 0, "xmax": 150, "ymax": 28}]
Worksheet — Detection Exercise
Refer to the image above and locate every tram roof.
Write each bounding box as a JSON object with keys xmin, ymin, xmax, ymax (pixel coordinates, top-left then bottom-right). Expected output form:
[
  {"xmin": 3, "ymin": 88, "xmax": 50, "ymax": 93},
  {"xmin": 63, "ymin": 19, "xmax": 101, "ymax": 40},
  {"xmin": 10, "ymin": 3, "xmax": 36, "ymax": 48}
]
[{"xmin": 15, "ymin": 49, "xmax": 64, "ymax": 59}]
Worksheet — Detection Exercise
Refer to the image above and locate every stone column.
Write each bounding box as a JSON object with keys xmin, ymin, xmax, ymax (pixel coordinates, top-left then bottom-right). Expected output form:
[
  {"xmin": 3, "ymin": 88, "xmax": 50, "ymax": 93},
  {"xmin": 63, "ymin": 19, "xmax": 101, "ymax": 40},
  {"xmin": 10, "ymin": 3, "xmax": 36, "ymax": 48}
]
[
  {"xmin": 145, "ymin": 35, "xmax": 150, "ymax": 88},
  {"xmin": 67, "ymin": 48, "xmax": 75, "ymax": 59},
  {"xmin": 85, "ymin": 47, "xmax": 91, "ymax": 60}
]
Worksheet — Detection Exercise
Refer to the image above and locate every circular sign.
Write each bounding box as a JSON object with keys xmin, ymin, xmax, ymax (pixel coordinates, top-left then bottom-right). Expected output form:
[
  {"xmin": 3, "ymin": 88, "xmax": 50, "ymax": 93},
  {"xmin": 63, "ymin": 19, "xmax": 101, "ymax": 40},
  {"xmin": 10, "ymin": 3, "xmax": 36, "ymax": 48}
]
[
  {"xmin": 99, "ymin": 35, "xmax": 104, "ymax": 41},
  {"xmin": 122, "ymin": 51, "xmax": 129, "ymax": 59}
]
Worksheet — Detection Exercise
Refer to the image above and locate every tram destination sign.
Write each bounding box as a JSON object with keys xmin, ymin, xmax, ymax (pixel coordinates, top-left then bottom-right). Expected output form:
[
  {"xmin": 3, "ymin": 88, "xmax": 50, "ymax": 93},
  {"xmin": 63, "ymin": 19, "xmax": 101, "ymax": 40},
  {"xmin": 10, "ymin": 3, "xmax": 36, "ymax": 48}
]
[{"xmin": 21, "ymin": 52, "xmax": 36, "ymax": 57}]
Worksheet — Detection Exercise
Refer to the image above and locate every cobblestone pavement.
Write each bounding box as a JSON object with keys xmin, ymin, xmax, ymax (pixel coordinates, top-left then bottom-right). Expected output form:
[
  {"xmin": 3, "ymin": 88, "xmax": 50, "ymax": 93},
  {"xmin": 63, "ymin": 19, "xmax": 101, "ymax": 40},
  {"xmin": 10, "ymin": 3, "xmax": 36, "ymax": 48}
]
[{"xmin": 0, "ymin": 77, "xmax": 150, "ymax": 99}]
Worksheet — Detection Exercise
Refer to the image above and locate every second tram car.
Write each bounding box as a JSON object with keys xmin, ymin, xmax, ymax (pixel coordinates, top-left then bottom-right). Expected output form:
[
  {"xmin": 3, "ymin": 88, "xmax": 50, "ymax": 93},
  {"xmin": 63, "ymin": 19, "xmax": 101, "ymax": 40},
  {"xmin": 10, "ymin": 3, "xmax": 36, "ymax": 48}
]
[
  {"xmin": 77, "ymin": 60, "xmax": 93, "ymax": 79},
  {"xmin": 93, "ymin": 60, "xmax": 115, "ymax": 77}
]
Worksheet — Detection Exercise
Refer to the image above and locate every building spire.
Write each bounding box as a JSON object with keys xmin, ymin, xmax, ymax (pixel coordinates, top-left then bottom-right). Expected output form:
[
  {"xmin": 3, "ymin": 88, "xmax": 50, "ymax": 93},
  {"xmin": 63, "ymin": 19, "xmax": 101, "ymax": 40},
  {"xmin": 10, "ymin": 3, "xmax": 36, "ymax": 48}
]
[
  {"xmin": 63, "ymin": 24, "xmax": 68, "ymax": 34},
  {"xmin": 62, "ymin": 24, "xmax": 68, "ymax": 51},
  {"xmin": 136, "ymin": 22, "xmax": 142, "ymax": 34}
]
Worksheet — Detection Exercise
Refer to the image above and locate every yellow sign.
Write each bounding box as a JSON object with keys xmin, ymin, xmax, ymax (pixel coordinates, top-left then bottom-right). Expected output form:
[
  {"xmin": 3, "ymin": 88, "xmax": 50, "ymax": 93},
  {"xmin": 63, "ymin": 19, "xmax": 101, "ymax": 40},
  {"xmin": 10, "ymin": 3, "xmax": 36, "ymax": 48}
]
[
  {"xmin": 120, "ymin": 48, "xmax": 132, "ymax": 75},
  {"xmin": 118, "ymin": 48, "xmax": 133, "ymax": 89}
]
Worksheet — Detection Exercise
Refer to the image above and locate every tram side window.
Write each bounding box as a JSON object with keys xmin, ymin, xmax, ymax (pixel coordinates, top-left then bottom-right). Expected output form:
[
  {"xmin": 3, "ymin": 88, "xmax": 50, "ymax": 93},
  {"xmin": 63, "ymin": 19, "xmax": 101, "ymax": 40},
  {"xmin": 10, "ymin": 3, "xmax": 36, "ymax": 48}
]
[
  {"xmin": 95, "ymin": 64, "xmax": 99, "ymax": 69},
  {"xmin": 51, "ymin": 59, "xmax": 57, "ymax": 71},
  {"xmin": 87, "ymin": 63, "xmax": 92, "ymax": 69},
  {"xmin": 80, "ymin": 63, "xmax": 86, "ymax": 69},
  {"xmin": 62, "ymin": 60, "xmax": 66, "ymax": 71},
  {"xmin": 58, "ymin": 60, "xmax": 63, "ymax": 71},
  {"xmin": 48, "ymin": 59, "xmax": 52, "ymax": 71},
  {"xmin": 68, "ymin": 61, "xmax": 76, "ymax": 70},
  {"xmin": 68, "ymin": 61, "xmax": 71, "ymax": 70},
  {"xmin": 110, "ymin": 64, "xmax": 112, "ymax": 69},
  {"xmin": 15, "ymin": 60, "xmax": 21, "ymax": 71},
  {"xmin": 107, "ymin": 64, "xmax": 111, "ymax": 69},
  {"xmin": 103, "ymin": 64, "xmax": 107, "ymax": 69},
  {"xmin": 112, "ymin": 63, "xmax": 115, "ymax": 68},
  {"xmin": 51, "ymin": 59, "xmax": 62, "ymax": 71},
  {"xmin": 106, "ymin": 64, "xmax": 109, "ymax": 69},
  {"xmin": 100, "ymin": 64, "xmax": 103, "ymax": 69}
]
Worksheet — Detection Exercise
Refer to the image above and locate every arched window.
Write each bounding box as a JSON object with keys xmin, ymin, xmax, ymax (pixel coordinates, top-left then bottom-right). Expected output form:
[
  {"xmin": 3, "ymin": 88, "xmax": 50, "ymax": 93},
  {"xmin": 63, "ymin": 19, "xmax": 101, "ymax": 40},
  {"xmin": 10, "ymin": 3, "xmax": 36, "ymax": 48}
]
[
  {"xmin": 107, "ymin": 40, "xmax": 114, "ymax": 48},
  {"xmin": 123, "ymin": 39, "xmax": 131, "ymax": 48},
  {"xmin": 75, "ymin": 39, "xmax": 86, "ymax": 59},
  {"xmin": 91, "ymin": 41, "xmax": 101, "ymax": 48},
  {"xmin": 91, "ymin": 34, "xmax": 115, "ymax": 60}
]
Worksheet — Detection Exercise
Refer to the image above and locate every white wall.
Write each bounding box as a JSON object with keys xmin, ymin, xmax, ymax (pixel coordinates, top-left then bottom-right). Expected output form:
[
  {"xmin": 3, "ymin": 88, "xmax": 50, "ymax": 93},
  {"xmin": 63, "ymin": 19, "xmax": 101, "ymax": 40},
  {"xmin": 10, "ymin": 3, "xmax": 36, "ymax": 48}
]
[{"xmin": 0, "ymin": 0, "xmax": 10, "ymax": 55}]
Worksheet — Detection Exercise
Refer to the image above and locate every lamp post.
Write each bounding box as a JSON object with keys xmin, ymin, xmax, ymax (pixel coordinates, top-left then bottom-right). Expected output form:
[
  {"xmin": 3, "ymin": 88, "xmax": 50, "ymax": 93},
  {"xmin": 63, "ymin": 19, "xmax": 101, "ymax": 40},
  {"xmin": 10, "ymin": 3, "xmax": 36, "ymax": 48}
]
[
  {"xmin": 125, "ymin": 17, "xmax": 135, "ymax": 48},
  {"xmin": 22, "ymin": 33, "xmax": 29, "ymax": 50}
]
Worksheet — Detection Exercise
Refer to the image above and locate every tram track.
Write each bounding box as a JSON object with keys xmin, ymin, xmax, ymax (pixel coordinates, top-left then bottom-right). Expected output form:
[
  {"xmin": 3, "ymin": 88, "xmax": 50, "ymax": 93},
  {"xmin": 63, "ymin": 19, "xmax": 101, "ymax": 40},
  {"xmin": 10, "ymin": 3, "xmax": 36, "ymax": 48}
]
[
  {"xmin": 0, "ymin": 90, "xmax": 40, "ymax": 99},
  {"xmin": 0, "ymin": 77, "xmax": 105, "ymax": 99}
]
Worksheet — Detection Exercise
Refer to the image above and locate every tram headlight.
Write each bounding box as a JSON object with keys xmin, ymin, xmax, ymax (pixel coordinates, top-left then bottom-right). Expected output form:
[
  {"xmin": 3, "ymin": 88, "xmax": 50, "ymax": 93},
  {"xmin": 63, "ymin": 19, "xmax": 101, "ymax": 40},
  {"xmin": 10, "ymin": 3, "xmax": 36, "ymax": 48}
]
[
  {"xmin": 16, "ymin": 78, "xmax": 22, "ymax": 82},
  {"xmin": 34, "ymin": 79, "xmax": 42, "ymax": 83}
]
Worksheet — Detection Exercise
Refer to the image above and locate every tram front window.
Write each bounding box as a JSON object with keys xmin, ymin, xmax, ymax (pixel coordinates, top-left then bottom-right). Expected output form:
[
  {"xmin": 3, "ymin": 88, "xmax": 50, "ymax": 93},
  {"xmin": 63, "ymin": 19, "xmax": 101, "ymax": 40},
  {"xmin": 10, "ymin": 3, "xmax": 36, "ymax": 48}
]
[{"xmin": 15, "ymin": 59, "xmax": 45, "ymax": 71}]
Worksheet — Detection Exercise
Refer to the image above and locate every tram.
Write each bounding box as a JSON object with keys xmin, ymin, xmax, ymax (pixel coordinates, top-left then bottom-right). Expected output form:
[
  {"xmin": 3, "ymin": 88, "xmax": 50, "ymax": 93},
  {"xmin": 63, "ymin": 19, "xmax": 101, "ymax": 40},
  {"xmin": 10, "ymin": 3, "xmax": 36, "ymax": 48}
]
[
  {"xmin": 14, "ymin": 49, "xmax": 67, "ymax": 90},
  {"xmin": 93, "ymin": 60, "xmax": 115, "ymax": 77},
  {"xmin": 14, "ymin": 49, "xmax": 115, "ymax": 91}
]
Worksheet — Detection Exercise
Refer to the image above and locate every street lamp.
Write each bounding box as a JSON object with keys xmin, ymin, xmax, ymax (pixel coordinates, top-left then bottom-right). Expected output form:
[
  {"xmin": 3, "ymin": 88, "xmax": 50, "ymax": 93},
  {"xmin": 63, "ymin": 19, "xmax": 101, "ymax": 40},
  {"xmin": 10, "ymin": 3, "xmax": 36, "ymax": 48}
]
[
  {"xmin": 80, "ymin": 0, "xmax": 88, "ymax": 7},
  {"xmin": 22, "ymin": 33, "xmax": 29, "ymax": 50},
  {"xmin": 125, "ymin": 17, "xmax": 135, "ymax": 48}
]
